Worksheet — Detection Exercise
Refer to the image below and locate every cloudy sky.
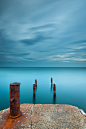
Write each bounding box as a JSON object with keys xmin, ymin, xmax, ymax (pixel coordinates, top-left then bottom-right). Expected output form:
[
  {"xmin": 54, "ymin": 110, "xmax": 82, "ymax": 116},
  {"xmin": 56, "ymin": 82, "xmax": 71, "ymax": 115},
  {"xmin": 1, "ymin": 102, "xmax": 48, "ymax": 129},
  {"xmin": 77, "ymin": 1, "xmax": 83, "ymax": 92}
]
[{"xmin": 0, "ymin": 0, "xmax": 86, "ymax": 67}]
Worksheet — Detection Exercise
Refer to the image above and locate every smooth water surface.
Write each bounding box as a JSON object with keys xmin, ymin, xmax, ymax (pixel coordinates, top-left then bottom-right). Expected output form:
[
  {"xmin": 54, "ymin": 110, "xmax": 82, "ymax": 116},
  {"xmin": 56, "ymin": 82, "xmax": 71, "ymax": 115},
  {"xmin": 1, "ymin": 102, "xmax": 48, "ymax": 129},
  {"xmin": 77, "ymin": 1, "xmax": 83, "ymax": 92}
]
[{"xmin": 0, "ymin": 67, "xmax": 86, "ymax": 113}]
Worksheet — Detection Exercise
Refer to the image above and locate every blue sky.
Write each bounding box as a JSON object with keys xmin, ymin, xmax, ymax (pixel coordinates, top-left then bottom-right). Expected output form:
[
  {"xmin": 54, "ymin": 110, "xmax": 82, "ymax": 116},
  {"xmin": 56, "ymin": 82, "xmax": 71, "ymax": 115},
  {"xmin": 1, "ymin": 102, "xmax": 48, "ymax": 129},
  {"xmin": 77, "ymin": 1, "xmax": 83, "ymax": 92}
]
[{"xmin": 0, "ymin": 0, "xmax": 86, "ymax": 67}]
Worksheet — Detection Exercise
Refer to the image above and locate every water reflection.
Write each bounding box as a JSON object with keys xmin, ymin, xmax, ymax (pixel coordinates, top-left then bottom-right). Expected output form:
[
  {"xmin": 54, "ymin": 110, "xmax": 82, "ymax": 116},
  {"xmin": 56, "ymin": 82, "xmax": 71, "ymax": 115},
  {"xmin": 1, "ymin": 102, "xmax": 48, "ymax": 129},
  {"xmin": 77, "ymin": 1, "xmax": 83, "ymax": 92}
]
[
  {"xmin": 33, "ymin": 93, "xmax": 36, "ymax": 104},
  {"xmin": 53, "ymin": 93, "xmax": 56, "ymax": 104},
  {"xmin": 51, "ymin": 84, "xmax": 53, "ymax": 92},
  {"xmin": 35, "ymin": 85, "xmax": 37, "ymax": 91}
]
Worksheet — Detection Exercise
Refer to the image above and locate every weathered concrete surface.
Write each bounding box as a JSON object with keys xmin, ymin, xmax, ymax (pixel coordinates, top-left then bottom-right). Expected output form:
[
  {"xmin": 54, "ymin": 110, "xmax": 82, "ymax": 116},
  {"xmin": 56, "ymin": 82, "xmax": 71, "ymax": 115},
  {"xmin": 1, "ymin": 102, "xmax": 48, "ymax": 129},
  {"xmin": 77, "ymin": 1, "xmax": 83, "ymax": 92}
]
[
  {"xmin": 0, "ymin": 104, "xmax": 86, "ymax": 129},
  {"xmin": 32, "ymin": 104, "xmax": 86, "ymax": 129},
  {"xmin": 0, "ymin": 104, "xmax": 33, "ymax": 129}
]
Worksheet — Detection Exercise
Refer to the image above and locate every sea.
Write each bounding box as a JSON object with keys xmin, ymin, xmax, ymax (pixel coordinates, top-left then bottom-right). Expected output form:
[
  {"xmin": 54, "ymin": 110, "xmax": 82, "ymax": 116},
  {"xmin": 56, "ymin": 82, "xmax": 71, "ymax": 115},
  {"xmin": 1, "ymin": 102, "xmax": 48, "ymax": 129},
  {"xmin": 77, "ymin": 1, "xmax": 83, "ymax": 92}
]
[{"xmin": 0, "ymin": 67, "xmax": 86, "ymax": 113}]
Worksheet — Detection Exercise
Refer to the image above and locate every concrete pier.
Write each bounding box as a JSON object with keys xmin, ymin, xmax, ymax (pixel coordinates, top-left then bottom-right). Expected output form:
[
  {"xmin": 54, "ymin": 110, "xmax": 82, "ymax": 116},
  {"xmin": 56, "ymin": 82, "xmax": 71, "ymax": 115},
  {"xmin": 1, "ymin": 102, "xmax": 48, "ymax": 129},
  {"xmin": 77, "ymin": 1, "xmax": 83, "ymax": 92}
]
[{"xmin": 0, "ymin": 104, "xmax": 86, "ymax": 129}]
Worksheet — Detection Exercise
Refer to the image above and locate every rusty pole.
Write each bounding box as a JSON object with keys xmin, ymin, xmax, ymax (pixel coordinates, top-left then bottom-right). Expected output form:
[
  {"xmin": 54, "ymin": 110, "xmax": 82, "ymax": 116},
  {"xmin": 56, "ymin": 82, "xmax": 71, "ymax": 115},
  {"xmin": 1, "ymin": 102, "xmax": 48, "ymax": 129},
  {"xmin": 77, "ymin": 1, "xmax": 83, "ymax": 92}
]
[
  {"xmin": 9, "ymin": 82, "xmax": 22, "ymax": 119},
  {"xmin": 33, "ymin": 84, "xmax": 36, "ymax": 93},
  {"xmin": 35, "ymin": 79, "xmax": 37, "ymax": 86},
  {"xmin": 33, "ymin": 84, "xmax": 36, "ymax": 104},
  {"xmin": 53, "ymin": 84, "xmax": 56, "ymax": 96}
]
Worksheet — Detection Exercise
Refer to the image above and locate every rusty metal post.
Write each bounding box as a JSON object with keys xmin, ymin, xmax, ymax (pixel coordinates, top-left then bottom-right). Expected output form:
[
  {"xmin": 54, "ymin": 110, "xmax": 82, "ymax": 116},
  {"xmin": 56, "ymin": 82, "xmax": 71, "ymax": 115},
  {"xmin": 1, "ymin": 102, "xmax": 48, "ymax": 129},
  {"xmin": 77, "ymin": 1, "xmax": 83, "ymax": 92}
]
[
  {"xmin": 53, "ymin": 84, "xmax": 56, "ymax": 96},
  {"xmin": 33, "ymin": 84, "xmax": 36, "ymax": 93},
  {"xmin": 9, "ymin": 82, "xmax": 21, "ymax": 119},
  {"xmin": 33, "ymin": 84, "xmax": 36, "ymax": 104},
  {"xmin": 35, "ymin": 79, "xmax": 37, "ymax": 86}
]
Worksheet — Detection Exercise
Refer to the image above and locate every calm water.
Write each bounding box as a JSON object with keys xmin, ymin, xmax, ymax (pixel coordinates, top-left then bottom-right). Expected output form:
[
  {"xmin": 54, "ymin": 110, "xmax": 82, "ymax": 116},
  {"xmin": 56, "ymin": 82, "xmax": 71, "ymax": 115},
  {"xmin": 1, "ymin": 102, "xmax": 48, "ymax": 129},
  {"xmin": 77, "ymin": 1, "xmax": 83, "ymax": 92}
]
[{"xmin": 0, "ymin": 67, "xmax": 86, "ymax": 113}]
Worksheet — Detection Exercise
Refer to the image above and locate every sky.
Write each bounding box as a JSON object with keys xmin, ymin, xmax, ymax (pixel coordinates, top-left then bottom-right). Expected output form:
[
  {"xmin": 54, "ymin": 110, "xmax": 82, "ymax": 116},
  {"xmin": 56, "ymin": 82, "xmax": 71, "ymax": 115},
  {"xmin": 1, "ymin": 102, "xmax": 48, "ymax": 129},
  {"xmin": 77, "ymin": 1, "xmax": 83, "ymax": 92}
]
[{"xmin": 0, "ymin": 0, "xmax": 86, "ymax": 67}]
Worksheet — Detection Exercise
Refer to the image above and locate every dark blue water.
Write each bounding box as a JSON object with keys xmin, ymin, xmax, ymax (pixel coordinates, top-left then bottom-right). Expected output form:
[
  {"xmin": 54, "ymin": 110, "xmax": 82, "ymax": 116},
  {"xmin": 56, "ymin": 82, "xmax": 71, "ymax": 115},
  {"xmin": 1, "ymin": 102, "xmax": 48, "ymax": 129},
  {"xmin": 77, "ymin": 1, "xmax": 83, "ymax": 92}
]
[{"xmin": 0, "ymin": 67, "xmax": 86, "ymax": 113}]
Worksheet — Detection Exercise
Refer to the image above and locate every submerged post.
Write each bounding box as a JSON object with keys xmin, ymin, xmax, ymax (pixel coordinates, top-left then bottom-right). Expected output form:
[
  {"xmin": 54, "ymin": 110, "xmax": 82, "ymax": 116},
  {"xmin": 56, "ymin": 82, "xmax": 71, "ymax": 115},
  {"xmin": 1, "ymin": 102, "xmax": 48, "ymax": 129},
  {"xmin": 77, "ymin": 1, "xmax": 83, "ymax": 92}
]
[
  {"xmin": 53, "ymin": 84, "xmax": 56, "ymax": 96},
  {"xmin": 33, "ymin": 84, "xmax": 36, "ymax": 93},
  {"xmin": 35, "ymin": 79, "xmax": 37, "ymax": 86},
  {"xmin": 9, "ymin": 82, "xmax": 21, "ymax": 118},
  {"xmin": 33, "ymin": 84, "xmax": 36, "ymax": 104}
]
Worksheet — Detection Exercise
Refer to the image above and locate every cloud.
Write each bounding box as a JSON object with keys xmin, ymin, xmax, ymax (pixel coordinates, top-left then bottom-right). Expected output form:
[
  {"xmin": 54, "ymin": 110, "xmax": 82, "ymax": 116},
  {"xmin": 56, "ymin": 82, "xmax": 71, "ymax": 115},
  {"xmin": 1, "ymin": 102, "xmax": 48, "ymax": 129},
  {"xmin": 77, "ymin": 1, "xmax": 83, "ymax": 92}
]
[
  {"xmin": 0, "ymin": 29, "xmax": 16, "ymax": 56},
  {"xmin": 0, "ymin": 0, "xmax": 86, "ymax": 67},
  {"xmin": 24, "ymin": 57, "xmax": 34, "ymax": 61},
  {"xmin": 20, "ymin": 39, "xmax": 36, "ymax": 45},
  {"xmin": 20, "ymin": 34, "xmax": 51, "ymax": 45},
  {"xmin": 72, "ymin": 40, "xmax": 86, "ymax": 44},
  {"xmin": 74, "ymin": 58, "xmax": 86, "ymax": 61},
  {"xmin": 47, "ymin": 53, "xmax": 86, "ymax": 63},
  {"xmin": 30, "ymin": 23, "xmax": 55, "ymax": 31}
]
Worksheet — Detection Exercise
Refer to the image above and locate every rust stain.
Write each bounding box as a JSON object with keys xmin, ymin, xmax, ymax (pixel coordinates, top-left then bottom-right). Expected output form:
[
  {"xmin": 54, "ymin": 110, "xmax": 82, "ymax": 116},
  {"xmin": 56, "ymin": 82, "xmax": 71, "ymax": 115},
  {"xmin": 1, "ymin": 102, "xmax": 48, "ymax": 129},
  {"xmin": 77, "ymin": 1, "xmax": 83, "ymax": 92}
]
[
  {"xmin": 1, "ymin": 112, "xmax": 24, "ymax": 129},
  {"xmin": 9, "ymin": 82, "xmax": 21, "ymax": 118}
]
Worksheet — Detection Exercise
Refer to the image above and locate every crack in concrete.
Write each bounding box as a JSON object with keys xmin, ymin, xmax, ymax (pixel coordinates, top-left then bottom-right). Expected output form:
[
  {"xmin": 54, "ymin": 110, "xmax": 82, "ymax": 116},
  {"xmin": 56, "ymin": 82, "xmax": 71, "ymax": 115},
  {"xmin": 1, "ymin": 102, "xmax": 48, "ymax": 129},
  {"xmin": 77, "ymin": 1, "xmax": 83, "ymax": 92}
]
[{"xmin": 31, "ymin": 105, "xmax": 34, "ymax": 129}]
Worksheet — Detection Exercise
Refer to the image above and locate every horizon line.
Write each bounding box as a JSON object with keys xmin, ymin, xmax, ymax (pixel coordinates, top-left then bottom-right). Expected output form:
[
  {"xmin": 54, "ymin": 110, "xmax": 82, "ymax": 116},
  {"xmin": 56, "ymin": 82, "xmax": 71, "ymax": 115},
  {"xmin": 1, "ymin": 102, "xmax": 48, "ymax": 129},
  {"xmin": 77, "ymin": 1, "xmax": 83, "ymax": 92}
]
[{"xmin": 0, "ymin": 67, "xmax": 86, "ymax": 68}]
